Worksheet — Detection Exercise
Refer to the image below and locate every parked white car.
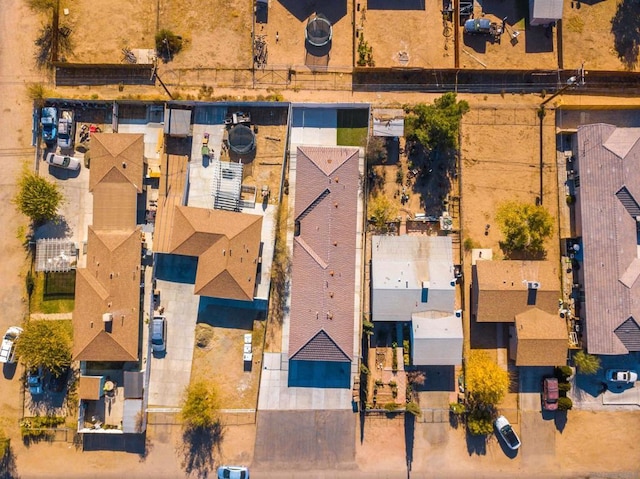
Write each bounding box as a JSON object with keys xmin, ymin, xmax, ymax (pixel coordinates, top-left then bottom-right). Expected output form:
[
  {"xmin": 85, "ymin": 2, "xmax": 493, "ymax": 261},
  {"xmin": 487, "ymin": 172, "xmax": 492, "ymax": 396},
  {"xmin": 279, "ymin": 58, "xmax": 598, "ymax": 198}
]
[
  {"xmin": 217, "ymin": 465, "xmax": 249, "ymax": 479},
  {"xmin": 606, "ymin": 369, "xmax": 638, "ymax": 383},
  {"xmin": 0, "ymin": 326, "xmax": 23, "ymax": 364},
  {"xmin": 151, "ymin": 316, "xmax": 167, "ymax": 353},
  {"xmin": 45, "ymin": 152, "xmax": 81, "ymax": 171},
  {"xmin": 494, "ymin": 415, "xmax": 521, "ymax": 450}
]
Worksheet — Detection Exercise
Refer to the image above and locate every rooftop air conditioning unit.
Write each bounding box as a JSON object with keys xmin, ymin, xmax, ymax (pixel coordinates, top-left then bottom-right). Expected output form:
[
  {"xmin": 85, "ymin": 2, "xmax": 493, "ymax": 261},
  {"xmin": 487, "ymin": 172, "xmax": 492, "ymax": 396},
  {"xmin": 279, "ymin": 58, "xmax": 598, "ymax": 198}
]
[
  {"xmin": 527, "ymin": 281, "xmax": 541, "ymax": 290},
  {"xmin": 102, "ymin": 313, "xmax": 113, "ymax": 323}
]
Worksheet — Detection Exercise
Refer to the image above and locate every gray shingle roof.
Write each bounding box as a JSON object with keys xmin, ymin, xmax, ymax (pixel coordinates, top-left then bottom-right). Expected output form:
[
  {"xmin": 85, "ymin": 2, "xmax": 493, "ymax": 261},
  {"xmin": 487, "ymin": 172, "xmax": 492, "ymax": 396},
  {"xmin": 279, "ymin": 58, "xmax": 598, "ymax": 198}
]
[{"xmin": 576, "ymin": 123, "xmax": 640, "ymax": 354}]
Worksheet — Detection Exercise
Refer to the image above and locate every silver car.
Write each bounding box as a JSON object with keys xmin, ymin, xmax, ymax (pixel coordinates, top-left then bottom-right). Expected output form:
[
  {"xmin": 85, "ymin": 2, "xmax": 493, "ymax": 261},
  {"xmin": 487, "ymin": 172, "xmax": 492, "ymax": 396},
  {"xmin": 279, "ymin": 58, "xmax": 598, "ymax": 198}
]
[
  {"xmin": 217, "ymin": 466, "xmax": 249, "ymax": 479},
  {"xmin": 45, "ymin": 152, "xmax": 81, "ymax": 171},
  {"xmin": 151, "ymin": 316, "xmax": 167, "ymax": 353}
]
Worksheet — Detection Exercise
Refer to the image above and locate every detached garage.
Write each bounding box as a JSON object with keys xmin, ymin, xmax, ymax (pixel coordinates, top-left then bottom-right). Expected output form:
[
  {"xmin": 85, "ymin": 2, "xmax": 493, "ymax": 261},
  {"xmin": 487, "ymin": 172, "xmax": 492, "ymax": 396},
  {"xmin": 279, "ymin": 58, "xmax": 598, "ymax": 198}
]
[{"xmin": 529, "ymin": 0, "xmax": 563, "ymax": 26}]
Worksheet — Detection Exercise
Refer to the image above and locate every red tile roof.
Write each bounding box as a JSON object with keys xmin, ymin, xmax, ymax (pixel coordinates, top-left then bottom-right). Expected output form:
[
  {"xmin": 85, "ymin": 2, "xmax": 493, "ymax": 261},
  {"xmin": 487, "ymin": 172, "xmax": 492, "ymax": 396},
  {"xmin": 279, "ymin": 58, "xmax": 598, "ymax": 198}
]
[{"xmin": 288, "ymin": 146, "xmax": 360, "ymax": 361}]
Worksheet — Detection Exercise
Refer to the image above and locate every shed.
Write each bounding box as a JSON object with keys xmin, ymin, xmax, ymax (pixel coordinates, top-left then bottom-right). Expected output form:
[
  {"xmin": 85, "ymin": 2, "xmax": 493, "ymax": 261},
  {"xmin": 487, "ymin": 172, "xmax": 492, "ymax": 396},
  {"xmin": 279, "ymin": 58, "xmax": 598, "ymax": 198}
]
[
  {"xmin": 529, "ymin": 0, "xmax": 563, "ymax": 26},
  {"xmin": 372, "ymin": 109, "xmax": 405, "ymax": 137},
  {"xmin": 411, "ymin": 311, "xmax": 463, "ymax": 366},
  {"xmin": 164, "ymin": 107, "xmax": 192, "ymax": 137},
  {"xmin": 124, "ymin": 371, "xmax": 144, "ymax": 399}
]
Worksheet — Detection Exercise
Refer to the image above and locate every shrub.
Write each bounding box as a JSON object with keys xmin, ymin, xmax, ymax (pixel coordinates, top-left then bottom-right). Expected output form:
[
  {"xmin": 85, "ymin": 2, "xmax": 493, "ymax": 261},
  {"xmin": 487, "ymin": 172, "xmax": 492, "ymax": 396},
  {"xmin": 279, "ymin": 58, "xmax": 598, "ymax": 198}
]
[
  {"xmin": 466, "ymin": 407, "xmax": 494, "ymax": 436},
  {"xmin": 555, "ymin": 365, "xmax": 573, "ymax": 381},
  {"xmin": 405, "ymin": 401, "xmax": 422, "ymax": 417},
  {"xmin": 363, "ymin": 320, "xmax": 374, "ymax": 336},
  {"xmin": 404, "ymin": 353, "xmax": 410, "ymax": 366},
  {"xmin": 360, "ymin": 363, "xmax": 370, "ymax": 376},
  {"xmin": 558, "ymin": 381, "xmax": 572, "ymax": 393},
  {"xmin": 383, "ymin": 402, "xmax": 399, "ymax": 411},
  {"xmin": 449, "ymin": 402, "xmax": 466, "ymax": 415},
  {"xmin": 407, "ymin": 370, "xmax": 426, "ymax": 386},
  {"xmin": 463, "ymin": 237, "xmax": 479, "ymax": 251},
  {"xmin": 155, "ymin": 29, "xmax": 183, "ymax": 62},
  {"xmin": 389, "ymin": 380, "xmax": 397, "ymax": 388},
  {"xmin": 574, "ymin": 350, "xmax": 601, "ymax": 375},
  {"xmin": 375, "ymin": 379, "xmax": 384, "ymax": 387},
  {"xmin": 392, "ymin": 346, "xmax": 398, "ymax": 372},
  {"xmin": 557, "ymin": 396, "xmax": 573, "ymax": 411}
]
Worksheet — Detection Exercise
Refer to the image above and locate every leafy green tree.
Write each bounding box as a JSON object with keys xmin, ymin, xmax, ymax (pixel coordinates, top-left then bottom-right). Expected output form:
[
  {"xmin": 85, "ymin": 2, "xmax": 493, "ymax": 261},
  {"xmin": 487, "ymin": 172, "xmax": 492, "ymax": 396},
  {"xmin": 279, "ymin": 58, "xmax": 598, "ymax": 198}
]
[
  {"xmin": 466, "ymin": 350, "xmax": 510, "ymax": 405},
  {"xmin": 181, "ymin": 381, "xmax": 219, "ymax": 431},
  {"xmin": 557, "ymin": 396, "xmax": 573, "ymax": 411},
  {"xmin": 369, "ymin": 194, "xmax": 398, "ymax": 231},
  {"xmin": 13, "ymin": 169, "xmax": 64, "ymax": 225},
  {"xmin": 495, "ymin": 201, "xmax": 554, "ymax": 255},
  {"xmin": 405, "ymin": 93, "xmax": 470, "ymax": 151},
  {"xmin": 15, "ymin": 320, "xmax": 72, "ymax": 375},
  {"xmin": 573, "ymin": 350, "xmax": 601, "ymax": 375}
]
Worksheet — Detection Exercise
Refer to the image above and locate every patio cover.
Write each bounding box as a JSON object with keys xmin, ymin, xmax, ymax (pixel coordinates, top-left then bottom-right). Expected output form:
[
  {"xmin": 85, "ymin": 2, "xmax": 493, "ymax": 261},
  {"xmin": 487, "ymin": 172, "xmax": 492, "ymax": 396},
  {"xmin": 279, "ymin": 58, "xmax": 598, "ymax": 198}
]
[{"xmin": 35, "ymin": 238, "xmax": 77, "ymax": 272}]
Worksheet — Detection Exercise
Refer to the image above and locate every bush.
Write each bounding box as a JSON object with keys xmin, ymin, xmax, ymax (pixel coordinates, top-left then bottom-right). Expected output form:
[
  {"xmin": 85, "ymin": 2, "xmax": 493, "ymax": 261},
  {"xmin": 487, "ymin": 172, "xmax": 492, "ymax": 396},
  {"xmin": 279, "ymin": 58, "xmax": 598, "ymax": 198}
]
[
  {"xmin": 155, "ymin": 29, "xmax": 183, "ymax": 62},
  {"xmin": 555, "ymin": 366, "xmax": 573, "ymax": 381},
  {"xmin": 449, "ymin": 402, "xmax": 466, "ymax": 415},
  {"xmin": 463, "ymin": 237, "xmax": 480, "ymax": 252},
  {"xmin": 557, "ymin": 396, "xmax": 573, "ymax": 411},
  {"xmin": 467, "ymin": 407, "xmax": 494, "ymax": 436},
  {"xmin": 360, "ymin": 363, "xmax": 370, "ymax": 376},
  {"xmin": 375, "ymin": 379, "xmax": 384, "ymax": 387},
  {"xmin": 389, "ymin": 380, "xmax": 397, "ymax": 388},
  {"xmin": 363, "ymin": 320, "xmax": 374, "ymax": 336},
  {"xmin": 574, "ymin": 350, "xmax": 601, "ymax": 375},
  {"xmin": 558, "ymin": 381, "xmax": 572, "ymax": 393},
  {"xmin": 405, "ymin": 401, "xmax": 422, "ymax": 417},
  {"xmin": 392, "ymin": 346, "xmax": 398, "ymax": 372},
  {"xmin": 13, "ymin": 169, "xmax": 64, "ymax": 225},
  {"xmin": 181, "ymin": 381, "xmax": 219, "ymax": 430},
  {"xmin": 383, "ymin": 402, "xmax": 399, "ymax": 411}
]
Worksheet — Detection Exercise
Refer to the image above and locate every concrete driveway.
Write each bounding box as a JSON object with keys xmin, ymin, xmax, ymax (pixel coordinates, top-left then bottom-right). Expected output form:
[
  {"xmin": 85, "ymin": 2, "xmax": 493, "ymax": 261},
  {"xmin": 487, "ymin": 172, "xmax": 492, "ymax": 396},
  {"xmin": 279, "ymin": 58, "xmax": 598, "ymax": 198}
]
[{"xmin": 147, "ymin": 280, "xmax": 199, "ymax": 408}]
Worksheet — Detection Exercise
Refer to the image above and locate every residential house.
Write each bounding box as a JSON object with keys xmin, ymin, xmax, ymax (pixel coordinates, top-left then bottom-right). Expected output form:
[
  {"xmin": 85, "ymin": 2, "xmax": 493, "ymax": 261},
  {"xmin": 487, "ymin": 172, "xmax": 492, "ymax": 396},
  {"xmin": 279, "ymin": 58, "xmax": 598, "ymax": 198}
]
[
  {"xmin": 72, "ymin": 133, "xmax": 146, "ymax": 433},
  {"xmin": 371, "ymin": 235, "xmax": 462, "ymax": 366},
  {"xmin": 473, "ymin": 259, "xmax": 567, "ymax": 366},
  {"xmin": 573, "ymin": 123, "xmax": 640, "ymax": 355},
  {"xmin": 472, "ymin": 260, "xmax": 559, "ymax": 322},
  {"xmin": 287, "ymin": 146, "xmax": 361, "ymax": 388}
]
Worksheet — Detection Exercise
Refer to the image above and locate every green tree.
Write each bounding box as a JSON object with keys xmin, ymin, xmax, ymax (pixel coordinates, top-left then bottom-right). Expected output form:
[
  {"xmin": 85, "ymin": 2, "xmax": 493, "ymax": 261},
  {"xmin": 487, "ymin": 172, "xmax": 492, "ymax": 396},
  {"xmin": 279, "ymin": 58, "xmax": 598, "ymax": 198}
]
[
  {"xmin": 466, "ymin": 350, "xmax": 510, "ymax": 405},
  {"xmin": 573, "ymin": 350, "xmax": 601, "ymax": 375},
  {"xmin": 557, "ymin": 396, "xmax": 573, "ymax": 411},
  {"xmin": 405, "ymin": 93, "xmax": 470, "ymax": 151},
  {"xmin": 495, "ymin": 201, "xmax": 554, "ymax": 255},
  {"xmin": 13, "ymin": 169, "xmax": 64, "ymax": 225},
  {"xmin": 369, "ymin": 194, "xmax": 398, "ymax": 231},
  {"xmin": 14, "ymin": 320, "xmax": 72, "ymax": 375},
  {"xmin": 181, "ymin": 381, "xmax": 219, "ymax": 431}
]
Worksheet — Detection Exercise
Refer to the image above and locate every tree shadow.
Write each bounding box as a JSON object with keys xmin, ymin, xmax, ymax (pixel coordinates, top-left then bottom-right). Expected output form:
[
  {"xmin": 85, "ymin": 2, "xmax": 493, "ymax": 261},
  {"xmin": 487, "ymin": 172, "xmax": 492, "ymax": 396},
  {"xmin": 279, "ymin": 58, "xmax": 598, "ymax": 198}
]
[
  {"xmin": 0, "ymin": 443, "xmax": 19, "ymax": 479},
  {"xmin": 554, "ymin": 410, "xmax": 568, "ymax": 433},
  {"xmin": 500, "ymin": 244, "xmax": 547, "ymax": 260},
  {"xmin": 404, "ymin": 413, "xmax": 415, "ymax": 472},
  {"xmin": 179, "ymin": 422, "xmax": 224, "ymax": 479},
  {"xmin": 465, "ymin": 432, "xmax": 487, "ymax": 456},
  {"xmin": 611, "ymin": 0, "xmax": 640, "ymax": 70}
]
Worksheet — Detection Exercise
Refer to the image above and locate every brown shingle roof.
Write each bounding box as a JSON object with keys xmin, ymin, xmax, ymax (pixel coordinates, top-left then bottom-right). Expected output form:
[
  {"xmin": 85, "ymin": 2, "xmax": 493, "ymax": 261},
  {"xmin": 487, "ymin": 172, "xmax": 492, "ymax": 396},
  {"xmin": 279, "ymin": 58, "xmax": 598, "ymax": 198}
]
[
  {"xmin": 576, "ymin": 124, "xmax": 640, "ymax": 354},
  {"xmin": 288, "ymin": 146, "xmax": 360, "ymax": 361},
  {"xmin": 73, "ymin": 228, "xmax": 141, "ymax": 361},
  {"xmin": 160, "ymin": 205, "xmax": 263, "ymax": 301},
  {"xmin": 473, "ymin": 260, "xmax": 559, "ymax": 322},
  {"xmin": 514, "ymin": 308, "xmax": 568, "ymax": 366},
  {"xmin": 89, "ymin": 134, "xmax": 144, "ymax": 193},
  {"xmin": 153, "ymin": 154, "xmax": 189, "ymax": 252},
  {"xmin": 73, "ymin": 133, "xmax": 144, "ymax": 362}
]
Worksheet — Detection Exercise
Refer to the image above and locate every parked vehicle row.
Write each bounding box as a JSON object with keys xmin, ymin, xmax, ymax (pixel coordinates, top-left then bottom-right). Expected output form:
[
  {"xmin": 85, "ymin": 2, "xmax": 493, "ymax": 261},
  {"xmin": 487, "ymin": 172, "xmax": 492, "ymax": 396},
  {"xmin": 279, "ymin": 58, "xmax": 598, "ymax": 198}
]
[{"xmin": 40, "ymin": 107, "xmax": 75, "ymax": 150}]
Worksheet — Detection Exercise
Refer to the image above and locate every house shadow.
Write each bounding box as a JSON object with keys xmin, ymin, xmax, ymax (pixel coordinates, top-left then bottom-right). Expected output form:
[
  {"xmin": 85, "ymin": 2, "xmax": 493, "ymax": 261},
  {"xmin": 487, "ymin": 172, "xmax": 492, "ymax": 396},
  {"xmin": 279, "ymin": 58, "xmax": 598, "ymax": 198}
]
[
  {"xmin": 611, "ymin": 0, "xmax": 640, "ymax": 69},
  {"xmin": 277, "ymin": 0, "xmax": 347, "ymax": 23},
  {"xmin": 525, "ymin": 25, "xmax": 555, "ymax": 53},
  {"xmin": 153, "ymin": 253, "xmax": 197, "ymax": 284},
  {"xmin": 82, "ymin": 433, "xmax": 147, "ymax": 454},
  {"xmin": 367, "ymin": 0, "xmax": 425, "ymax": 10},
  {"xmin": 287, "ymin": 360, "xmax": 351, "ymax": 388},
  {"xmin": 197, "ymin": 296, "xmax": 262, "ymax": 329},
  {"xmin": 413, "ymin": 366, "xmax": 454, "ymax": 391}
]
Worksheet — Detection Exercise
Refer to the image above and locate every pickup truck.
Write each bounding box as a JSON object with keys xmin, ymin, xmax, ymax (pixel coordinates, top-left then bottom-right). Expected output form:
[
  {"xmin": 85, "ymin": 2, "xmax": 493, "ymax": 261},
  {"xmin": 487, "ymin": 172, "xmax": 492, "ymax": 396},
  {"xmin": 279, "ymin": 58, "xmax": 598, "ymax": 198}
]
[
  {"xmin": 41, "ymin": 107, "xmax": 58, "ymax": 145},
  {"xmin": 58, "ymin": 110, "xmax": 74, "ymax": 149}
]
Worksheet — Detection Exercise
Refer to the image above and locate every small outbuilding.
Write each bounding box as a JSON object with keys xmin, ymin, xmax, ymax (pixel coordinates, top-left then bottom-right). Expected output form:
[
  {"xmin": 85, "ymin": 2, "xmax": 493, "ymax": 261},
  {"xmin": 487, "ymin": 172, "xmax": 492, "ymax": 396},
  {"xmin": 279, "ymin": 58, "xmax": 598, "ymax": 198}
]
[{"xmin": 529, "ymin": 0, "xmax": 563, "ymax": 26}]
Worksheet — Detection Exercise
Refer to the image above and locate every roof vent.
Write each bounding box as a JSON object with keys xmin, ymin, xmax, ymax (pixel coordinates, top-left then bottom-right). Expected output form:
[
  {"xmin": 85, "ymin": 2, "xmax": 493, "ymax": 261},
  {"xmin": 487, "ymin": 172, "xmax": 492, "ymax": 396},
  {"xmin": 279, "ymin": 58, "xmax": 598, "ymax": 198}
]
[
  {"xmin": 102, "ymin": 313, "xmax": 113, "ymax": 323},
  {"xmin": 527, "ymin": 281, "xmax": 541, "ymax": 289},
  {"xmin": 455, "ymin": 310, "xmax": 462, "ymax": 318}
]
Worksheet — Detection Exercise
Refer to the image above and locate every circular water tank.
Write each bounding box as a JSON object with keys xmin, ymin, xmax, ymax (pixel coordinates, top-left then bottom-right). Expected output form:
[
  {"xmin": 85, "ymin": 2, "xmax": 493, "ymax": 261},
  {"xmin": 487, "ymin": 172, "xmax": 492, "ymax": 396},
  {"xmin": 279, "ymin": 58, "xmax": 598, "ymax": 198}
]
[
  {"xmin": 228, "ymin": 124, "xmax": 256, "ymax": 154},
  {"xmin": 305, "ymin": 14, "xmax": 333, "ymax": 47}
]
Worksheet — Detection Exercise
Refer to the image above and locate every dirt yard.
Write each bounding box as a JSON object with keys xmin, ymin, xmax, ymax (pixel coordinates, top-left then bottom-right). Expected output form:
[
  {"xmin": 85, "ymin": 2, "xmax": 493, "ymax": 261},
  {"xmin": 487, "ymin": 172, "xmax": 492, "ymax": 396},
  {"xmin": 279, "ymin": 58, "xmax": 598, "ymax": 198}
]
[{"xmin": 561, "ymin": 0, "xmax": 628, "ymax": 71}]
